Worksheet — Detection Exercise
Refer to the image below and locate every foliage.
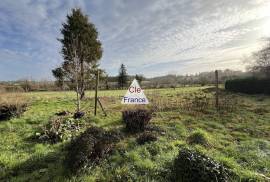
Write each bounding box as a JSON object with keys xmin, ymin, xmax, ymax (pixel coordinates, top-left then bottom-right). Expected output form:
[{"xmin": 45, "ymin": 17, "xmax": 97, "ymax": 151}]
[
  {"xmin": 137, "ymin": 132, "xmax": 157, "ymax": 145},
  {"xmin": 135, "ymin": 74, "xmax": 144, "ymax": 85},
  {"xmin": 52, "ymin": 67, "xmax": 65, "ymax": 90},
  {"xmin": 65, "ymin": 126, "xmax": 121, "ymax": 173},
  {"xmin": 55, "ymin": 8, "xmax": 102, "ymax": 100},
  {"xmin": 0, "ymin": 88, "xmax": 269, "ymax": 181},
  {"xmin": 118, "ymin": 64, "xmax": 128, "ymax": 89},
  {"xmin": 225, "ymin": 77, "xmax": 270, "ymax": 95},
  {"xmin": 122, "ymin": 109, "xmax": 152, "ymax": 132},
  {"xmin": 170, "ymin": 148, "xmax": 233, "ymax": 182},
  {"xmin": 37, "ymin": 116, "xmax": 82, "ymax": 143}
]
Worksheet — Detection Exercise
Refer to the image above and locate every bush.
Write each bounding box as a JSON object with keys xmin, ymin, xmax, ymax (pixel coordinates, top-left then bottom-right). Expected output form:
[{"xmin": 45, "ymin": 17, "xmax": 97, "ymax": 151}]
[
  {"xmin": 137, "ymin": 132, "xmax": 157, "ymax": 145},
  {"xmin": 73, "ymin": 111, "xmax": 85, "ymax": 119},
  {"xmin": 66, "ymin": 126, "xmax": 121, "ymax": 173},
  {"xmin": 225, "ymin": 77, "xmax": 270, "ymax": 95},
  {"xmin": 37, "ymin": 117, "xmax": 82, "ymax": 143},
  {"xmin": 187, "ymin": 129, "xmax": 211, "ymax": 147},
  {"xmin": 122, "ymin": 109, "xmax": 152, "ymax": 132},
  {"xmin": 171, "ymin": 148, "xmax": 232, "ymax": 182},
  {"xmin": 0, "ymin": 103, "xmax": 27, "ymax": 121}
]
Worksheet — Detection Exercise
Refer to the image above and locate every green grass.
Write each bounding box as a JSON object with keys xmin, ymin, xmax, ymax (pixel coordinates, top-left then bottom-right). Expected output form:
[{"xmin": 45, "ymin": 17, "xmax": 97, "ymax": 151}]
[{"xmin": 0, "ymin": 86, "xmax": 269, "ymax": 181}]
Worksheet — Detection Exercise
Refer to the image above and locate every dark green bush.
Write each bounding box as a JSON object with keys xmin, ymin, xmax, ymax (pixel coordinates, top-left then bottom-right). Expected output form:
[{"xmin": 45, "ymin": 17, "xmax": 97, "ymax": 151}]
[
  {"xmin": 171, "ymin": 148, "xmax": 232, "ymax": 182},
  {"xmin": 122, "ymin": 109, "xmax": 152, "ymax": 132},
  {"xmin": 225, "ymin": 77, "xmax": 270, "ymax": 95},
  {"xmin": 66, "ymin": 126, "xmax": 121, "ymax": 173},
  {"xmin": 137, "ymin": 132, "xmax": 157, "ymax": 145}
]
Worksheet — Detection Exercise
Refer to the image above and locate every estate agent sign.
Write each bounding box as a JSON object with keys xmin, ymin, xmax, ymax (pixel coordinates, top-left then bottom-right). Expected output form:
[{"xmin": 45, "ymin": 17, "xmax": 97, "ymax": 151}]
[{"xmin": 121, "ymin": 79, "xmax": 149, "ymax": 104}]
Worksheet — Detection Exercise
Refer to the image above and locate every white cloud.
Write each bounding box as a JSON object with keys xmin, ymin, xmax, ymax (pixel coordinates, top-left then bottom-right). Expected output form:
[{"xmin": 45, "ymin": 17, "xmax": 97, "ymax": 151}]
[{"xmin": 0, "ymin": 0, "xmax": 270, "ymax": 80}]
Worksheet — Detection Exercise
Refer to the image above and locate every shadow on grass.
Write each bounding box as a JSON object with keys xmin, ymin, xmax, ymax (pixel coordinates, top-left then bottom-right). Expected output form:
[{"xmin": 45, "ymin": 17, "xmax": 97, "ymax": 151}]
[{"xmin": 1, "ymin": 149, "xmax": 70, "ymax": 182}]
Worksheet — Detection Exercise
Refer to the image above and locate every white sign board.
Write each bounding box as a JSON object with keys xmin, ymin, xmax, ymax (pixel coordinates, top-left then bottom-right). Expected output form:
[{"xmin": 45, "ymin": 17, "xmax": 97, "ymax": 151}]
[{"xmin": 121, "ymin": 79, "xmax": 149, "ymax": 104}]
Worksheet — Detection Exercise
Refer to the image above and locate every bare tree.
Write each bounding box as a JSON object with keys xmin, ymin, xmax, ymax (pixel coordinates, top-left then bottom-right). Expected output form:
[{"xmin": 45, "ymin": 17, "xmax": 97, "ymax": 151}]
[{"xmin": 250, "ymin": 39, "xmax": 270, "ymax": 78}]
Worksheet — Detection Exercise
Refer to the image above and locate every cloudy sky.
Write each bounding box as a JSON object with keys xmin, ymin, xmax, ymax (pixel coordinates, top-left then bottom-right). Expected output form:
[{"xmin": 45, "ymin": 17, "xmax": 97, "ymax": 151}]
[{"xmin": 0, "ymin": 0, "xmax": 270, "ymax": 80}]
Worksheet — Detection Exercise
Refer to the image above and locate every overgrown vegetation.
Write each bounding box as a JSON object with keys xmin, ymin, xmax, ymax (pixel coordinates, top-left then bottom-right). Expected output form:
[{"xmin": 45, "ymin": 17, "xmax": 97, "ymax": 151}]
[
  {"xmin": 0, "ymin": 93, "xmax": 27, "ymax": 120},
  {"xmin": 187, "ymin": 129, "xmax": 211, "ymax": 147},
  {"xmin": 170, "ymin": 148, "xmax": 233, "ymax": 182},
  {"xmin": 136, "ymin": 132, "xmax": 157, "ymax": 145},
  {"xmin": 0, "ymin": 87, "xmax": 269, "ymax": 181},
  {"xmin": 65, "ymin": 126, "xmax": 121, "ymax": 173},
  {"xmin": 36, "ymin": 116, "xmax": 83, "ymax": 143},
  {"xmin": 122, "ymin": 109, "xmax": 152, "ymax": 132}
]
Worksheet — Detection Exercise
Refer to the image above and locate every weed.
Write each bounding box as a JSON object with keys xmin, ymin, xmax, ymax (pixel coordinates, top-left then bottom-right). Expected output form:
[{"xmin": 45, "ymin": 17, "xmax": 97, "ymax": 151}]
[{"xmin": 187, "ymin": 129, "xmax": 212, "ymax": 147}]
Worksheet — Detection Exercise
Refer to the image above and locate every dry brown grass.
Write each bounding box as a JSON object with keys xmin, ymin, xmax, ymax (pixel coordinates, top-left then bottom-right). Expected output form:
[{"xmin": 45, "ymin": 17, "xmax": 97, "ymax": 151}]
[{"xmin": 0, "ymin": 92, "xmax": 28, "ymax": 120}]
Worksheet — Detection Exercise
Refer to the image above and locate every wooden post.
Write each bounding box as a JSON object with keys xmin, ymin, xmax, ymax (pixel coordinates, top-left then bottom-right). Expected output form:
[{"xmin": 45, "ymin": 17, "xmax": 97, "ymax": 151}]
[
  {"xmin": 215, "ymin": 70, "xmax": 219, "ymax": 111},
  {"xmin": 97, "ymin": 97, "xmax": 107, "ymax": 116},
  {"xmin": 94, "ymin": 70, "xmax": 99, "ymax": 116}
]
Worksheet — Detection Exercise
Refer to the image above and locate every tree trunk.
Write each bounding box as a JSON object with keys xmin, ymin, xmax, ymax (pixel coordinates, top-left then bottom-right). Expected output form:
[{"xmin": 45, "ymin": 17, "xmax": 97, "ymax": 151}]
[
  {"xmin": 76, "ymin": 78, "xmax": 80, "ymax": 112},
  {"xmin": 79, "ymin": 60, "xmax": 85, "ymax": 100}
]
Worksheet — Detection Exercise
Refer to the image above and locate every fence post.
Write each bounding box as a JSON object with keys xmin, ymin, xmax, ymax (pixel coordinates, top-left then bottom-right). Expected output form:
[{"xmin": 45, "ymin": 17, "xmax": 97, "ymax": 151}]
[
  {"xmin": 215, "ymin": 70, "xmax": 219, "ymax": 111},
  {"xmin": 94, "ymin": 70, "xmax": 99, "ymax": 116}
]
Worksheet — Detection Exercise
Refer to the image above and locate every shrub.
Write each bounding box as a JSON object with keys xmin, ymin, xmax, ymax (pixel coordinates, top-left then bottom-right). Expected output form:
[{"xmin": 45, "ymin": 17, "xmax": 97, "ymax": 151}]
[
  {"xmin": 122, "ymin": 109, "xmax": 152, "ymax": 132},
  {"xmin": 37, "ymin": 117, "xmax": 82, "ymax": 143},
  {"xmin": 137, "ymin": 132, "xmax": 157, "ymax": 145},
  {"xmin": 66, "ymin": 126, "xmax": 121, "ymax": 173},
  {"xmin": 187, "ymin": 129, "xmax": 211, "ymax": 147},
  {"xmin": 73, "ymin": 111, "xmax": 85, "ymax": 119},
  {"xmin": 225, "ymin": 77, "xmax": 270, "ymax": 95},
  {"xmin": 171, "ymin": 148, "xmax": 233, "ymax": 182},
  {"xmin": 0, "ymin": 103, "xmax": 27, "ymax": 121}
]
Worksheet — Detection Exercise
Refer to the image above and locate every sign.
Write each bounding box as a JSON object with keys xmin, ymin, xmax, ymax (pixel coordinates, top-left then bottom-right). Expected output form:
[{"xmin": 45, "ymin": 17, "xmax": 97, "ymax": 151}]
[{"xmin": 121, "ymin": 79, "xmax": 149, "ymax": 104}]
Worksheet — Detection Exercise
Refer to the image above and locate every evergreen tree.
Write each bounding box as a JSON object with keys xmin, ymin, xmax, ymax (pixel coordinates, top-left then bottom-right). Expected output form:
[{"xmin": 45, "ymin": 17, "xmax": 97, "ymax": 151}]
[
  {"xmin": 135, "ymin": 74, "xmax": 144, "ymax": 85},
  {"xmin": 53, "ymin": 8, "xmax": 102, "ymax": 111},
  {"xmin": 52, "ymin": 67, "xmax": 65, "ymax": 90},
  {"xmin": 118, "ymin": 64, "xmax": 128, "ymax": 89}
]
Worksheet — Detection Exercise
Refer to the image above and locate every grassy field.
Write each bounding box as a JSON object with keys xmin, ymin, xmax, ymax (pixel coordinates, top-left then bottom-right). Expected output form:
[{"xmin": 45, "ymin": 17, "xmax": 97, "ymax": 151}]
[{"xmin": 0, "ymin": 86, "xmax": 269, "ymax": 181}]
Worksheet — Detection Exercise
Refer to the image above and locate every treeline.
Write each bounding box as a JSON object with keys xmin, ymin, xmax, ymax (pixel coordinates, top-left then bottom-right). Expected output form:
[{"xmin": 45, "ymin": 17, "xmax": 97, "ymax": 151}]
[
  {"xmin": 225, "ymin": 78, "xmax": 270, "ymax": 94},
  {"xmin": 0, "ymin": 69, "xmax": 247, "ymax": 92}
]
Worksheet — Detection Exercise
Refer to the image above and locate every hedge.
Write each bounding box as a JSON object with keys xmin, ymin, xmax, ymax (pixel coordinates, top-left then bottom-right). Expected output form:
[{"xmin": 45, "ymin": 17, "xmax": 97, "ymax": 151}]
[{"xmin": 225, "ymin": 77, "xmax": 270, "ymax": 95}]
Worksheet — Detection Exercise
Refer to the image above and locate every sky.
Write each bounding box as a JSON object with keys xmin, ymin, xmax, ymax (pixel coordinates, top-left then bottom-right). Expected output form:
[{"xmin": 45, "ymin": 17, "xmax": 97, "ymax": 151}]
[{"xmin": 0, "ymin": 0, "xmax": 270, "ymax": 80}]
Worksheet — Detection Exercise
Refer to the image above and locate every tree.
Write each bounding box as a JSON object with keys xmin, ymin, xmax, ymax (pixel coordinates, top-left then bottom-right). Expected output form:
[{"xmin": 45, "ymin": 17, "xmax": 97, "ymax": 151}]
[
  {"xmin": 118, "ymin": 64, "xmax": 128, "ymax": 89},
  {"xmin": 52, "ymin": 67, "xmax": 65, "ymax": 90},
  {"xmin": 58, "ymin": 8, "xmax": 102, "ymax": 99},
  {"xmin": 135, "ymin": 74, "xmax": 144, "ymax": 85},
  {"xmin": 250, "ymin": 39, "xmax": 270, "ymax": 78},
  {"xmin": 54, "ymin": 8, "xmax": 102, "ymax": 111}
]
